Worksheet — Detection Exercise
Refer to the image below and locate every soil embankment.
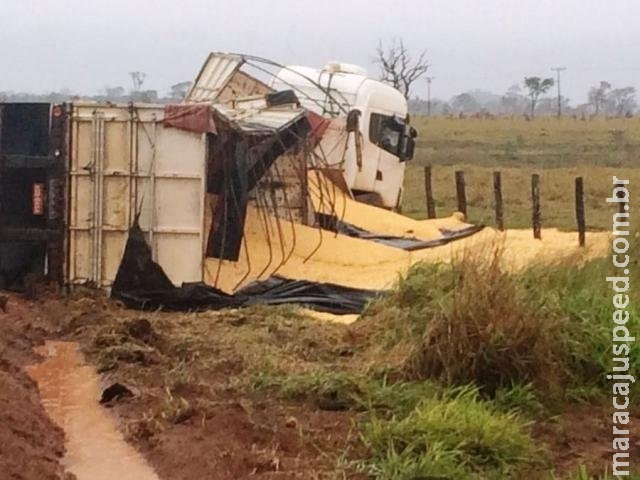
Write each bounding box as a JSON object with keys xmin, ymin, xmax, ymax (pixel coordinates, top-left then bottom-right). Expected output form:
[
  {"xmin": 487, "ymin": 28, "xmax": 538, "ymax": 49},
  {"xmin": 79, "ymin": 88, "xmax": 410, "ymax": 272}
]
[
  {"xmin": 2, "ymin": 292, "xmax": 360, "ymax": 480},
  {"xmin": 0, "ymin": 296, "xmax": 67, "ymax": 480}
]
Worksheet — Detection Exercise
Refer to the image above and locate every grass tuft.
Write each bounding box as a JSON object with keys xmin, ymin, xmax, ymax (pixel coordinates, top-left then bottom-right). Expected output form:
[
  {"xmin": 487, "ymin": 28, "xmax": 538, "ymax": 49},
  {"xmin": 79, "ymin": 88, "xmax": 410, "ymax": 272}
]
[
  {"xmin": 363, "ymin": 243, "xmax": 565, "ymax": 394},
  {"xmin": 361, "ymin": 233, "xmax": 640, "ymax": 400},
  {"xmin": 355, "ymin": 386, "xmax": 546, "ymax": 479}
]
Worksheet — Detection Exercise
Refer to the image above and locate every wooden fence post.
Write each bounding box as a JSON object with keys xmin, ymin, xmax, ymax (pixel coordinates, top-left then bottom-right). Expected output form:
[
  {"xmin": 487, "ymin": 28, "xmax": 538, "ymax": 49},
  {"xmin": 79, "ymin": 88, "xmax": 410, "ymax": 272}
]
[
  {"xmin": 455, "ymin": 170, "xmax": 467, "ymax": 217},
  {"xmin": 424, "ymin": 165, "xmax": 436, "ymax": 219},
  {"xmin": 531, "ymin": 174, "xmax": 541, "ymax": 239},
  {"xmin": 493, "ymin": 171, "xmax": 504, "ymax": 231},
  {"xmin": 575, "ymin": 177, "xmax": 586, "ymax": 247}
]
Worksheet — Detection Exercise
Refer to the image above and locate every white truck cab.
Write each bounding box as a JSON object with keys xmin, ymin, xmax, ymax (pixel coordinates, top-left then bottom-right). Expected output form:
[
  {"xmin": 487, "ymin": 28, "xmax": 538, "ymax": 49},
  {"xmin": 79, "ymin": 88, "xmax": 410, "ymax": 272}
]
[{"xmin": 271, "ymin": 62, "xmax": 416, "ymax": 209}]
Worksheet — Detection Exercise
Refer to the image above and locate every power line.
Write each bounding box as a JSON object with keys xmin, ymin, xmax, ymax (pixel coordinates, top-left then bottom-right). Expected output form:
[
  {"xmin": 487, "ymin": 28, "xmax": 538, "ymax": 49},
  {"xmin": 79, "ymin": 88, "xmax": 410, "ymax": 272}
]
[{"xmin": 551, "ymin": 67, "xmax": 566, "ymax": 117}]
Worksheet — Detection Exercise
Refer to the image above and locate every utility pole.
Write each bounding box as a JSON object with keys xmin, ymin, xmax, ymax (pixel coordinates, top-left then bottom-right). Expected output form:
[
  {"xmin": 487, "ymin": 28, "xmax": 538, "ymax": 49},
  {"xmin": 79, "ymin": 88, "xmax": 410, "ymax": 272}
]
[
  {"xmin": 551, "ymin": 67, "xmax": 566, "ymax": 117},
  {"xmin": 425, "ymin": 77, "xmax": 434, "ymax": 116}
]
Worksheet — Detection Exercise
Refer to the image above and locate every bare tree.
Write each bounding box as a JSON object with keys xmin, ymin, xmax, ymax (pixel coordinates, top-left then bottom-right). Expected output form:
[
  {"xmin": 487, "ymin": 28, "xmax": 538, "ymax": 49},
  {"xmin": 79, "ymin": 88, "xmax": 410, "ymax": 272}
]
[
  {"xmin": 374, "ymin": 38, "xmax": 429, "ymax": 99},
  {"xmin": 129, "ymin": 71, "xmax": 146, "ymax": 92},
  {"xmin": 588, "ymin": 81, "xmax": 611, "ymax": 115},
  {"xmin": 523, "ymin": 77, "xmax": 554, "ymax": 117}
]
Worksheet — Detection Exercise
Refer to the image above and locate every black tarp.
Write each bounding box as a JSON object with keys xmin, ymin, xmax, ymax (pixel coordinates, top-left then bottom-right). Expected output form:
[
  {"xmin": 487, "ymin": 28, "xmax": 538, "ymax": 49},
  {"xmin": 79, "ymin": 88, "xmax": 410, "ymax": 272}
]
[
  {"xmin": 112, "ymin": 221, "xmax": 380, "ymax": 314},
  {"xmin": 207, "ymin": 131, "xmax": 251, "ymax": 262},
  {"xmin": 315, "ymin": 213, "xmax": 484, "ymax": 251},
  {"xmin": 207, "ymin": 114, "xmax": 311, "ymax": 261},
  {"xmin": 237, "ymin": 276, "xmax": 378, "ymax": 314}
]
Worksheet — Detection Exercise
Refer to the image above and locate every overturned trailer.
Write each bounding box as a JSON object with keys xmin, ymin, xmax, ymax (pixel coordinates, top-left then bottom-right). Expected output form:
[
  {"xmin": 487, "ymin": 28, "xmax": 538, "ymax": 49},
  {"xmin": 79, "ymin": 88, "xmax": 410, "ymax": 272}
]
[
  {"xmin": 0, "ymin": 54, "xmax": 375, "ymax": 288},
  {"xmin": 0, "ymin": 55, "xmax": 359, "ymax": 298},
  {"xmin": 0, "ymin": 96, "xmax": 312, "ymax": 287},
  {"xmin": 0, "ymin": 53, "xmax": 481, "ymax": 312}
]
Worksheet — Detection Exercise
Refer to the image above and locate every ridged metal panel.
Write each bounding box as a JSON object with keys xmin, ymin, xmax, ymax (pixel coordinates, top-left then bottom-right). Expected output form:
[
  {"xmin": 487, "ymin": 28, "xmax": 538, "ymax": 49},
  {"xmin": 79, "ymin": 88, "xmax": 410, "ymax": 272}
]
[
  {"xmin": 68, "ymin": 103, "xmax": 206, "ymax": 287},
  {"xmin": 215, "ymin": 106, "xmax": 306, "ymax": 133},
  {"xmin": 184, "ymin": 53, "xmax": 244, "ymax": 103}
]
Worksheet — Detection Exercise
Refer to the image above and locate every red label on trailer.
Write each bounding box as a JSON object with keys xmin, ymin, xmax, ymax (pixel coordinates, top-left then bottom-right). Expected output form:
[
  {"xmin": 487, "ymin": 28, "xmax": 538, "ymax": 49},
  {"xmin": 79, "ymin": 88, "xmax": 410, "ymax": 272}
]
[{"xmin": 32, "ymin": 183, "xmax": 45, "ymax": 215}]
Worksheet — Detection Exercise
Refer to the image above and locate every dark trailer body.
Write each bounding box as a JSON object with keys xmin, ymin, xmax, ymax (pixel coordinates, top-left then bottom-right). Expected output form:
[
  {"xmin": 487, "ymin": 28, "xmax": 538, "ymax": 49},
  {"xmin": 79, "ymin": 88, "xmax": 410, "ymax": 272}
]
[{"xmin": 0, "ymin": 103, "xmax": 67, "ymax": 290}]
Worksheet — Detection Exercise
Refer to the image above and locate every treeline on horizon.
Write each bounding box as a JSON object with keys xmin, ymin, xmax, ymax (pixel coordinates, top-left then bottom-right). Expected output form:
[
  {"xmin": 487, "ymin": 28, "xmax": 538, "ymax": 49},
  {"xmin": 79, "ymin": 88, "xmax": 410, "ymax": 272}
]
[
  {"xmin": 409, "ymin": 81, "xmax": 637, "ymax": 118},
  {"xmin": 0, "ymin": 81, "xmax": 193, "ymax": 106},
  {"xmin": 1, "ymin": 80, "xmax": 637, "ymax": 118}
]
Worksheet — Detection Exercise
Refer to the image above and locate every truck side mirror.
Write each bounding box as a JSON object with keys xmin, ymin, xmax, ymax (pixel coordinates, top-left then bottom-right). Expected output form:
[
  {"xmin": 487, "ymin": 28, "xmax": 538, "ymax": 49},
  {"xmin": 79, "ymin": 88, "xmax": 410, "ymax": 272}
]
[
  {"xmin": 398, "ymin": 125, "xmax": 417, "ymax": 162},
  {"xmin": 399, "ymin": 136, "xmax": 415, "ymax": 162}
]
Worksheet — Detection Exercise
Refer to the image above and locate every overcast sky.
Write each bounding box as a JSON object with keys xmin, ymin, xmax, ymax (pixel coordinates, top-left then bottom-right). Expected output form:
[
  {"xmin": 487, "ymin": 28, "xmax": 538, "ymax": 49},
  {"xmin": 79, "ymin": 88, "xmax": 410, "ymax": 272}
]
[{"xmin": 1, "ymin": 0, "xmax": 639, "ymax": 104}]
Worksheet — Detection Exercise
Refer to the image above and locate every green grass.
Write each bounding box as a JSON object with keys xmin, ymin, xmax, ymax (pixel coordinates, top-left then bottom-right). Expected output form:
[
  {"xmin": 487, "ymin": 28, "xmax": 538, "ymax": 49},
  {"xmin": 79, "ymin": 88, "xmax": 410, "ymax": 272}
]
[
  {"xmin": 356, "ymin": 386, "xmax": 545, "ymax": 480},
  {"xmin": 522, "ymin": 226, "xmax": 640, "ymax": 397},
  {"xmin": 492, "ymin": 383, "xmax": 545, "ymax": 417},
  {"xmin": 253, "ymin": 369, "xmax": 443, "ymax": 416},
  {"xmin": 361, "ymin": 234, "xmax": 640, "ymax": 399},
  {"xmin": 254, "ymin": 371, "xmax": 547, "ymax": 479},
  {"xmin": 412, "ymin": 116, "xmax": 640, "ymax": 169},
  {"xmin": 567, "ymin": 464, "xmax": 640, "ymax": 480},
  {"xmin": 362, "ymin": 247, "xmax": 566, "ymax": 395},
  {"xmin": 403, "ymin": 116, "xmax": 640, "ymax": 229}
]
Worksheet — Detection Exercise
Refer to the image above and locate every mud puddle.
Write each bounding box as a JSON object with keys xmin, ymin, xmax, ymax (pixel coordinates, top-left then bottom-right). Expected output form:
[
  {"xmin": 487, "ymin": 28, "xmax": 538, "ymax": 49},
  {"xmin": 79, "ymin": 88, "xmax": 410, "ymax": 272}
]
[{"xmin": 26, "ymin": 341, "xmax": 159, "ymax": 480}]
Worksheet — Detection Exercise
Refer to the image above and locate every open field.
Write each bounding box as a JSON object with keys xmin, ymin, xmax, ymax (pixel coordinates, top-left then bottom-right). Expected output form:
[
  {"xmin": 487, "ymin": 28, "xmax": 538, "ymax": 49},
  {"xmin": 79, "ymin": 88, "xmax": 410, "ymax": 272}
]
[{"xmin": 403, "ymin": 117, "xmax": 640, "ymax": 230}]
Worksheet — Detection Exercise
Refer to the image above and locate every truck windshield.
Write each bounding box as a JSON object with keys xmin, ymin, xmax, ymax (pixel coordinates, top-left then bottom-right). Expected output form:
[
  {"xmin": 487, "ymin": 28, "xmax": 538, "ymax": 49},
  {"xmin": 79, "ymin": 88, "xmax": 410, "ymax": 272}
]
[{"xmin": 369, "ymin": 113, "xmax": 405, "ymax": 157}]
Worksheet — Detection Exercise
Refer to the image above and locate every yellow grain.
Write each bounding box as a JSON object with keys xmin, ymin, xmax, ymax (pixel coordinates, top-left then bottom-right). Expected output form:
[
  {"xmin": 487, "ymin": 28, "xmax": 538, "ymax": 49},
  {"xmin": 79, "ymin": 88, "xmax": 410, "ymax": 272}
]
[{"xmin": 205, "ymin": 174, "xmax": 609, "ymax": 295}]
